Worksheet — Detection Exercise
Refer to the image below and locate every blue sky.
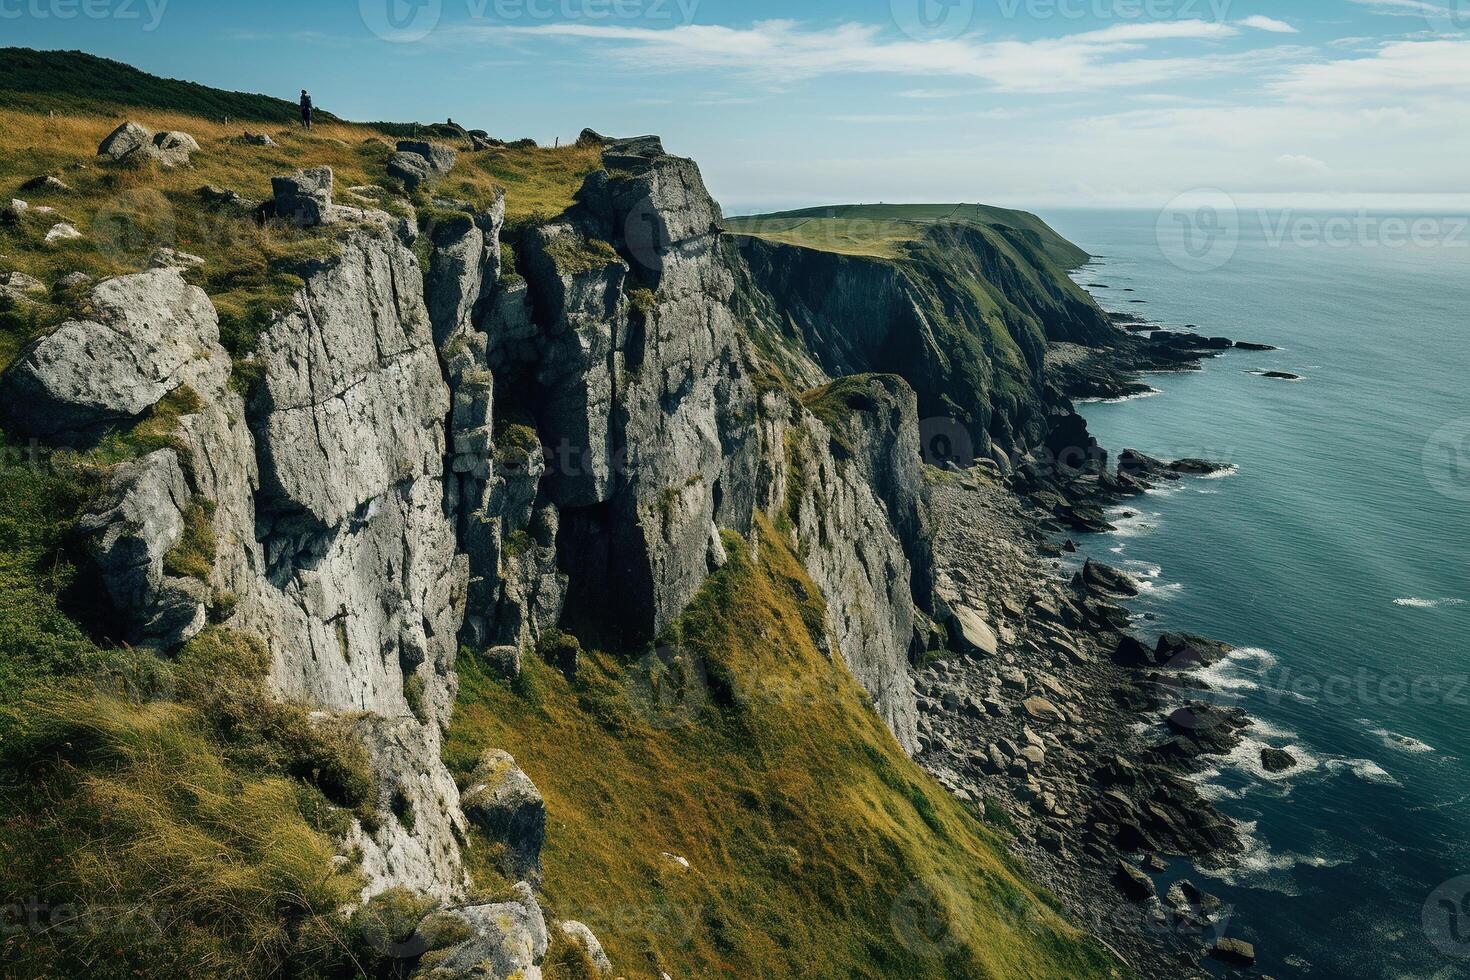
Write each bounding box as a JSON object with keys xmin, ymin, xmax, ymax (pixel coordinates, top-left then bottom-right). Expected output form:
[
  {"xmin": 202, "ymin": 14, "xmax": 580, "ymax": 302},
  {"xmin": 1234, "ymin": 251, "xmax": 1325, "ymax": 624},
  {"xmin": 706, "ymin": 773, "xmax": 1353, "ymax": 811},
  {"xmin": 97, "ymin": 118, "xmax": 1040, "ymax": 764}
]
[{"xmin": 4, "ymin": 0, "xmax": 1467, "ymax": 212}]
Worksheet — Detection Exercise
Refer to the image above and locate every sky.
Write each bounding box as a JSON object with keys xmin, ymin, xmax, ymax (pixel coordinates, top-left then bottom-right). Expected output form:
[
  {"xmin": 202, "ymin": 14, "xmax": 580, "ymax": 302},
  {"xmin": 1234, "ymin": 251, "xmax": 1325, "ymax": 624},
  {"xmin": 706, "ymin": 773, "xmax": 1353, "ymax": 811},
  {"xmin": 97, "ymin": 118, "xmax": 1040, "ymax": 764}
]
[{"xmin": 4, "ymin": 0, "xmax": 1468, "ymax": 213}]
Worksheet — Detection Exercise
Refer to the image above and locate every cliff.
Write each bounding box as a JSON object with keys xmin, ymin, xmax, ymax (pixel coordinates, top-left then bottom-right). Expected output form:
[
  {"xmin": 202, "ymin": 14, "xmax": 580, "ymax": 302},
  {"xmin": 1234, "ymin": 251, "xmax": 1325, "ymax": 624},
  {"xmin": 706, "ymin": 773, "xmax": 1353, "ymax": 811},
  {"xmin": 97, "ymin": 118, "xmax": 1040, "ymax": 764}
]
[{"xmin": 0, "ymin": 59, "xmax": 1129, "ymax": 979}]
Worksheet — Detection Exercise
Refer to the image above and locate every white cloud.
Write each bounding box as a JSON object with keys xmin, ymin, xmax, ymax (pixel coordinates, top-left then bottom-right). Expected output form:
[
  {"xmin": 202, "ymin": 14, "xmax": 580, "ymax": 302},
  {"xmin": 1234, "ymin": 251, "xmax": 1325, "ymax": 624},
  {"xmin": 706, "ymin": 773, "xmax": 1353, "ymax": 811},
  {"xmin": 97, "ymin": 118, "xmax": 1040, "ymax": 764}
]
[
  {"xmin": 1344, "ymin": 0, "xmax": 1445, "ymax": 15},
  {"xmin": 458, "ymin": 18, "xmax": 1269, "ymax": 92},
  {"xmin": 1239, "ymin": 15, "xmax": 1299, "ymax": 33},
  {"xmin": 1269, "ymin": 38, "xmax": 1470, "ymax": 100}
]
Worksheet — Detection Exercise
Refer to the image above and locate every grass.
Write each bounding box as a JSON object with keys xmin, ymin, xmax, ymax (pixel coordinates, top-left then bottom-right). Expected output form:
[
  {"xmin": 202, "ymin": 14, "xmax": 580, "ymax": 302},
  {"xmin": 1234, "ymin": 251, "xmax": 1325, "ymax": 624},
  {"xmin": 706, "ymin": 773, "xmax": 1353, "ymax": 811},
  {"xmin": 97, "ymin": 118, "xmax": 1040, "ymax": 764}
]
[
  {"xmin": 446, "ymin": 518, "xmax": 1123, "ymax": 980},
  {"xmin": 723, "ymin": 204, "xmax": 1091, "ymax": 269},
  {"xmin": 0, "ymin": 98, "xmax": 600, "ymax": 367},
  {"xmin": 0, "ymin": 48, "xmax": 336, "ymax": 122}
]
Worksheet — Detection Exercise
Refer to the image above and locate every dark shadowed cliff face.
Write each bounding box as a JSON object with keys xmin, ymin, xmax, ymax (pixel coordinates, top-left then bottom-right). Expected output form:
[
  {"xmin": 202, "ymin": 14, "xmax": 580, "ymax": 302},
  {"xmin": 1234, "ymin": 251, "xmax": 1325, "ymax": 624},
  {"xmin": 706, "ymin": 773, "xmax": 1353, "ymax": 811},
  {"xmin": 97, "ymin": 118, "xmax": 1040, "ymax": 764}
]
[{"xmin": 733, "ymin": 219, "xmax": 1113, "ymax": 471}]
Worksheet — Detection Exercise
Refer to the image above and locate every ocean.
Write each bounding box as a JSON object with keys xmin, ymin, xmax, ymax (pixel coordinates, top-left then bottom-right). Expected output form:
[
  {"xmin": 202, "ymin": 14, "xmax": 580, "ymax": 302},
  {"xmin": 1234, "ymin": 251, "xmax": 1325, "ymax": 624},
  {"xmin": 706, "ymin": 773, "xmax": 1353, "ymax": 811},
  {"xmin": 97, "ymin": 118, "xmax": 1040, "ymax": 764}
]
[{"xmin": 1040, "ymin": 208, "xmax": 1470, "ymax": 977}]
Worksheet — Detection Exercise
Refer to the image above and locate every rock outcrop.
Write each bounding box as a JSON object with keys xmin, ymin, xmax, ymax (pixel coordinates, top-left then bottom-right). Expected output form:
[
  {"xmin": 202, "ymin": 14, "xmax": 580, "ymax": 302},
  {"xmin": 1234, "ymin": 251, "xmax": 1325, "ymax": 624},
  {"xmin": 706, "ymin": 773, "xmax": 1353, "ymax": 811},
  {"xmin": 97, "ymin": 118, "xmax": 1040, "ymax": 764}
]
[
  {"xmin": 0, "ymin": 268, "xmax": 224, "ymax": 445},
  {"xmin": 98, "ymin": 121, "xmax": 198, "ymax": 167}
]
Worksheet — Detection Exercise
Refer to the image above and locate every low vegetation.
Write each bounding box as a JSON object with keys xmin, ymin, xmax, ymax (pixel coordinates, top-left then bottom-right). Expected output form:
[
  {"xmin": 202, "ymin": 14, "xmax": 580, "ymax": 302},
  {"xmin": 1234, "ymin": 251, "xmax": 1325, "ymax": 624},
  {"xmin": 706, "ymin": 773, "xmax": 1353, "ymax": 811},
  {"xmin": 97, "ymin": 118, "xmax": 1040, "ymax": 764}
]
[{"xmin": 447, "ymin": 519, "xmax": 1120, "ymax": 979}]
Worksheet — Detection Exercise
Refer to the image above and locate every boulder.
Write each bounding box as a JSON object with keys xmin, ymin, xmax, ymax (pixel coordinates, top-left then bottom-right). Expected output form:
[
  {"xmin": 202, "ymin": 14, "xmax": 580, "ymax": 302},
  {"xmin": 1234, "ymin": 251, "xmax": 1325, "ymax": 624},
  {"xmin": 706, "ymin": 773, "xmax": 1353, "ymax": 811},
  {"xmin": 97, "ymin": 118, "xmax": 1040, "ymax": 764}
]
[
  {"xmin": 0, "ymin": 270, "xmax": 45, "ymax": 301},
  {"xmin": 0, "ymin": 268, "xmax": 221, "ymax": 444},
  {"xmin": 1022, "ymin": 696, "xmax": 1064, "ymax": 724},
  {"xmin": 20, "ymin": 174, "xmax": 69, "ymax": 193},
  {"xmin": 1115, "ymin": 860, "xmax": 1155, "ymax": 901},
  {"xmin": 1166, "ymin": 702, "xmax": 1249, "ymax": 755},
  {"xmin": 197, "ymin": 184, "xmax": 257, "ymax": 210},
  {"xmin": 460, "ymin": 749, "xmax": 546, "ymax": 882},
  {"xmin": 557, "ymin": 921, "xmax": 613, "ymax": 975},
  {"xmin": 240, "ymin": 131, "xmax": 275, "ymax": 146},
  {"xmin": 98, "ymin": 122, "xmax": 197, "ymax": 167},
  {"xmin": 149, "ymin": 247, "xmax": 205, "ymax": 269},
  {"xmin": 269, "ymin": 166, "xmax": 334, "ymax": 227},
  {"xmin": 76, "ymin": 450, "xmax": 209, "ymax": 650},
  {"xmin": 411, "ymin": 882, "xmax": 548, "ymax": 978},
  {"xmin": 1211, "ymin": 937, "xmax": 1256, "ymax": 966},
  {"xmin": 1260, "ymin": 747, "xmax": 1297, "ymax": 773},
  {"xmin": 388, "ymin": 140, "xmax": 456, "ymax": 190},
  {"xmin": 98, "ymin": 121, "xmax": 153, "ymax": 161},
  {"xmin": 1234, "ymin": 341, "xmax": 1277, "ymax": 351},
  {"xmin": 44, "ymin": 222, "xmax": 82, "ymax": 243},
  {"xmin": 1111, "ymin": 635, "xmax": 1154, "ymax": 667},
  {"xmin": 1075, "ymin": 558, "xmax": 1140, "ymax": 597},
  {"xmin": 951, "ymin": 605, "xmax": 999, "ymax": 656},
  {"xmin": 1154, "ymin": 632, "xmax": 1231, "ymax": 669}
]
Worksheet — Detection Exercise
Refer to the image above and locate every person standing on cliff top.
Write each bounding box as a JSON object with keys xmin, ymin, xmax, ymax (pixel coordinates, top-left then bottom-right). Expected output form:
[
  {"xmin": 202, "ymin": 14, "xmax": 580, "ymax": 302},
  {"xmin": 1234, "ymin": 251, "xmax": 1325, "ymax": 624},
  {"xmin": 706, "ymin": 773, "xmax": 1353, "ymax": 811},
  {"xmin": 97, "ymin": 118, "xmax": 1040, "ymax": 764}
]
[{"xmin": 299, "ymin": 90, "xmax": 313, "ymax": 130}]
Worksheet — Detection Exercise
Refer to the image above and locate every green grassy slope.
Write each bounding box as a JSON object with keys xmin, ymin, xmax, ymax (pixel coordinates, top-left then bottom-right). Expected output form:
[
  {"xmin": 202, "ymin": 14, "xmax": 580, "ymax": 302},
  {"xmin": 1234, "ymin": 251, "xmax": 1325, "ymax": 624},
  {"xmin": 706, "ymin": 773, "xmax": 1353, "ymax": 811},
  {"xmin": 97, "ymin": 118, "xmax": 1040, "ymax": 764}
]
[
  {"xmin": 0, "ymin": 48, "xmax": 332, "ymax": 122},
  {"xmin": 723, "ymin": 203, "xmax": 1090, "ymax": 269},
  {"xmin": 447, "ymin": 521, "xmax": 1124, "ymax": 979}
]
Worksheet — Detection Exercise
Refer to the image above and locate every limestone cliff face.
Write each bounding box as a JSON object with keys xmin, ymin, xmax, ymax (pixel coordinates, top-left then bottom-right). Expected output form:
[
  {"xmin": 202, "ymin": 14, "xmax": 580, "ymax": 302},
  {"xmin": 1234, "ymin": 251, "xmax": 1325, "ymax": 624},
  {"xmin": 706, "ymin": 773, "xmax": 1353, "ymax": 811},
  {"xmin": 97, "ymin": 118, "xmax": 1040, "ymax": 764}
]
[{"xmin": 1, "ymin": 129, "xmax": 1110, "ymax": 974}]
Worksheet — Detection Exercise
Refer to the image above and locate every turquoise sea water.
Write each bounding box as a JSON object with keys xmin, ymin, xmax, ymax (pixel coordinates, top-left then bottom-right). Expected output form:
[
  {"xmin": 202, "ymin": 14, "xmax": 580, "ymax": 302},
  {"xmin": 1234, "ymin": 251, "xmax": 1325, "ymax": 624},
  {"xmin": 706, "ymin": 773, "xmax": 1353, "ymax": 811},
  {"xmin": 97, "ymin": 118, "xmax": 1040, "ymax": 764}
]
[{"xmin": 1042, "ymin": 208, "xmax": 1470, "ymax": 978}]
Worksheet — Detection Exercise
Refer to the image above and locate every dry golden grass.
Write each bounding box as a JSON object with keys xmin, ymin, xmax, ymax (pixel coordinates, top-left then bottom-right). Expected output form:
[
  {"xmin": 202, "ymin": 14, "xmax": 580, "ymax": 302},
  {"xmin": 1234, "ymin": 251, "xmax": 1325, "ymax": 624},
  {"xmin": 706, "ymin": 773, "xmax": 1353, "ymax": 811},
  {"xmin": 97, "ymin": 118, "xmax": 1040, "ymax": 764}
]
[
  {"xmin": 0, "ymin": 104, "xmax": 600, "ymax": 369},
  {"xmin": 447, "ymin": 520, "xmax": 1123, "ymax": 980}
]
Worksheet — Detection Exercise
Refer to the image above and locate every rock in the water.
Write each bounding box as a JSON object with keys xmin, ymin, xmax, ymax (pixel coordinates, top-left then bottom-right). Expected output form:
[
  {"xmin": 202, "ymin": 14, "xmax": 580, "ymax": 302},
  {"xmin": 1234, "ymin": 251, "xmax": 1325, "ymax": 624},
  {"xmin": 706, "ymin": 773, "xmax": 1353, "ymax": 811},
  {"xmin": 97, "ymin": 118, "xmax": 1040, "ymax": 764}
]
[
  {"xmin": 1260, "ymin": 747, "xmax": 1297, "ymax": 773},
  {"xmin": 952, "ymin": 605, "xmax": 999, "ymax": 656},
  {"xmin": 460, "ymin": 749, "xmax": 546, "ymax": 882},
  {"xmin": 1234, "ymin": 341, "xmax": 1276, "ymax": 351},
  {"xmin": 1075, "ymin": 558, "xmax": 1140, "ymax": 597},
  {"xmin": 557, "ymin": 921, "xmax": 613, "ymax": 975},
  {"xmin": 1211, "ymin": 937, "xmax": 1256, "ymax": 966},
  {"xmin": 76, "ymin": 449, "xmax": 209, "ymax": 650},
  {"xmin": 1154, "ymin": 631, "xmax": 1231, "ymax": 669},
  {"xmin": 0, "ymin": 268, "xmax": 222, "ymax": 444},
  {"xmin": 1111, "ymin": 635, "xmax": 1154, "ymax": 667}
]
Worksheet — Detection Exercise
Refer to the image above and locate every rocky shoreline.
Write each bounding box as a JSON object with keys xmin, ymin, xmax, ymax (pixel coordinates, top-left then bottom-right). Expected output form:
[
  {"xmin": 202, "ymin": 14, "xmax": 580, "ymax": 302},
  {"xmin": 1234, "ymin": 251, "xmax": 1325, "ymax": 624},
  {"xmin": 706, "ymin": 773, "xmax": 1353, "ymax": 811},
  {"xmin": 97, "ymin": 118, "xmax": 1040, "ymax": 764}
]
[{"xmin": 912, "ymin": 331, "xmax": 1274, "ymax": 976}]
